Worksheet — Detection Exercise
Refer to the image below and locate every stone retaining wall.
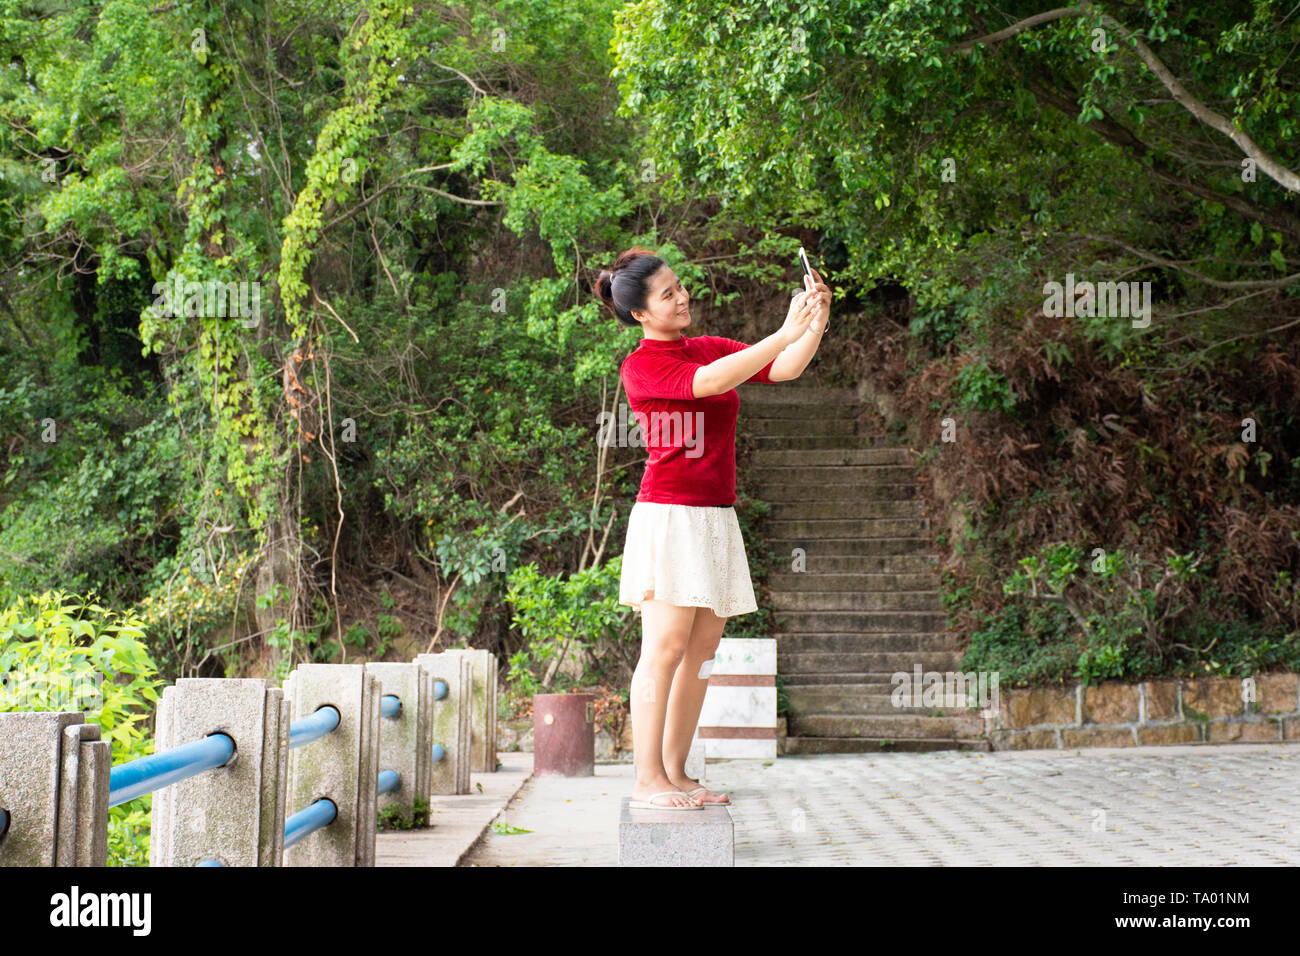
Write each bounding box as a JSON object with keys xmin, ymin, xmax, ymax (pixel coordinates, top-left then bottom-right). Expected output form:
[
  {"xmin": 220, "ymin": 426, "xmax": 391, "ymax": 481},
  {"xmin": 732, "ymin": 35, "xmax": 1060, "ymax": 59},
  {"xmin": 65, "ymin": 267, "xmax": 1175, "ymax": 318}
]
[{"xmin": 992, "ymin": 674, "xmax": 1300, "ymax": 749}]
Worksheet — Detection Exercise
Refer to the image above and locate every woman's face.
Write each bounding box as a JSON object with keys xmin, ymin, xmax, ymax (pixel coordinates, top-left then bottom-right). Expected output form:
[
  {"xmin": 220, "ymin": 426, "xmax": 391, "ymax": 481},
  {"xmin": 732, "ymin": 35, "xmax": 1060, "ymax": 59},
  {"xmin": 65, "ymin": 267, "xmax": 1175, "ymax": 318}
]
[{"xmin": 633, "ymin": 265, "xmax": 690, "ymax": 338}]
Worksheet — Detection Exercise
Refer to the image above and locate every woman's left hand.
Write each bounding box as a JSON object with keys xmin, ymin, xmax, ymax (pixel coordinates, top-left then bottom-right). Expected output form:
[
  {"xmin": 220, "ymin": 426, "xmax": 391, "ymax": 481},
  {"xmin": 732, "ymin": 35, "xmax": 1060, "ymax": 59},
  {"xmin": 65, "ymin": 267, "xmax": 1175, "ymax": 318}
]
[{"xmin": 804, "ymin": 267, "xmax": 831, "ymax": 330}]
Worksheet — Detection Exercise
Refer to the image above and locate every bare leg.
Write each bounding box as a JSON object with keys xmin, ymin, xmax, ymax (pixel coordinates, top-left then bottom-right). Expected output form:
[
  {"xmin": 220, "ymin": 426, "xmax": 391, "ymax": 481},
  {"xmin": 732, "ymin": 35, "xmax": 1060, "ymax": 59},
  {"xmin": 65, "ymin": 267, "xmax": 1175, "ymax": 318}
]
[
  {"xmin": 629, "ymin": 595, "xmax": 702, "ymax": 808},
  {"xmin": 663, "ymin": 604, "xmax": 729, "ymax": 802}
]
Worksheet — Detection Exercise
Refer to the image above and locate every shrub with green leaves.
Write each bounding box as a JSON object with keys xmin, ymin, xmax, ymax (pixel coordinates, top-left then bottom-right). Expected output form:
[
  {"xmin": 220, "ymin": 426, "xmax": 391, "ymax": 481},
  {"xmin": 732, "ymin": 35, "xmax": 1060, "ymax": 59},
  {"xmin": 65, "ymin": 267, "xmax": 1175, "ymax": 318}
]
[
  {"xmin": 503, "ymin": 557, "xmax": 632, "ymax": 695},
  {"xmin": 964, "ymin": 542, "xmax": 1300, "ymax": 684},
  {"xmin": 0, "ymin": 590, "xmax": 162, "ymax": 865}
]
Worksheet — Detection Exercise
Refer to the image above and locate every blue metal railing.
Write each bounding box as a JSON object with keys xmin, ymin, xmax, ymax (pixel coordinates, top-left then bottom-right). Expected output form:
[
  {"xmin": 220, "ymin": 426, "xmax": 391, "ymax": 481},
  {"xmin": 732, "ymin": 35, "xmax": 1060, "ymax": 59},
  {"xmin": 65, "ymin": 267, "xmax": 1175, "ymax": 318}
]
[
  {"xmin": 54, "ymin": 679, "xmax": 433, "ymax": 852},
  {"xmin": 289, "ymin": 705, "xmax": 340, "ymax": 749},
  {"xmin": 108, "ymin": 733, "xmax": 236, "ymax": 808},
  {"xmin": 284, "ymin": 798, "xmax": 337, "ymax": 849},
  {"xmin": 282, "ymin": 769, "xmax": 400, "ymax": 850}
]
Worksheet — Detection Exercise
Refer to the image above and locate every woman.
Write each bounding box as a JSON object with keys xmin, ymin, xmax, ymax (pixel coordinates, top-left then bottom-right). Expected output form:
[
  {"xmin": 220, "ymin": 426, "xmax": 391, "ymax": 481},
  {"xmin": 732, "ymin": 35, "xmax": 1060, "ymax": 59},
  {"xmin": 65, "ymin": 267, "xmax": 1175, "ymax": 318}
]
[{"xmin": 593, "ymin": 246, "xmax": 831, "ymax": 810}]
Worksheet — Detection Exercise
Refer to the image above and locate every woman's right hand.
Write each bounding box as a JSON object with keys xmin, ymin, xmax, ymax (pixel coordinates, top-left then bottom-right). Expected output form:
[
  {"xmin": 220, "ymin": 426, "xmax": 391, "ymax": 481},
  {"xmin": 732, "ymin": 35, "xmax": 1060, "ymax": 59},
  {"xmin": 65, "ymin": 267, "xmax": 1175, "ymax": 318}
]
[{"xmin": 779, "ymin": 283, "xmax": 821, "ymax": 346}]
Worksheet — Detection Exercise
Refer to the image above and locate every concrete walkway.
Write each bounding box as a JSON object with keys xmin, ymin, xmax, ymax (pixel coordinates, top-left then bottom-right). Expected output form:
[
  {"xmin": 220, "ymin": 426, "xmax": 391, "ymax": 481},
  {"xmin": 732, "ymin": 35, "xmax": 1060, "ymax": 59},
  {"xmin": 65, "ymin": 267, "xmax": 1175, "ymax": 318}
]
[
  {"xmin": 462, "ymin": 744, "xmax": 1300, "ymax": 866},
  {"xmin": 376, "ymin": 752, "xmax": 532, "ymax": 866}
]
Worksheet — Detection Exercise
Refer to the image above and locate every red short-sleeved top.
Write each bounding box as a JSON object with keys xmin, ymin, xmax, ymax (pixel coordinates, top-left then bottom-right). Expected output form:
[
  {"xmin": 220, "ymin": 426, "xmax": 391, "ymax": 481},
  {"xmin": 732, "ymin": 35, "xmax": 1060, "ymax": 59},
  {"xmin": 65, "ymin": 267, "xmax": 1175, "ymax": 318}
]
[{"xmin": 619, "ymin": 334, "xmax": 776, "ymax": 506}]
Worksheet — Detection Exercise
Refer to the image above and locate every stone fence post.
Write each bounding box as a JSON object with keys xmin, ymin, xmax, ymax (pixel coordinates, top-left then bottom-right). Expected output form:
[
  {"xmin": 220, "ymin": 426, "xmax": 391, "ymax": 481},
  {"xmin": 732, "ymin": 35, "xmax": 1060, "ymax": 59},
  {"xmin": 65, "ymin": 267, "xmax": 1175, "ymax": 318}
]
[
  {"xmin": 439, "ymin": 649, "xmax": 497, "ymax": 772},
  {"xmin": 0, "ymin": 713, "xmax": 109, "ymax": 866},
  {"xmin": 282, "ymin": 664, "xmax": 381, "ymax": 866},
  {"xmin": 365, "ymin": 662, "xmax": 433, "ymax": 817},
  {"xmin": 149, "ymin": 678, "xmax": 289, "ymax": 867},
  {"xmin": 415, "ymin": 652, "xmax": 472, "ymax": 795}
]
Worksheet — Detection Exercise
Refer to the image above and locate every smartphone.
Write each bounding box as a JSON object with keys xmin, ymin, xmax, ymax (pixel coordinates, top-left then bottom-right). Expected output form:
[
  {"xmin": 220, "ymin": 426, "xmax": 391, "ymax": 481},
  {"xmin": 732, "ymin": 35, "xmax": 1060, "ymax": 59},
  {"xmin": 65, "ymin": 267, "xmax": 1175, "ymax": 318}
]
[{"xmin": 798, "ymin": 246, "xmax": 814, "ymax": 284}]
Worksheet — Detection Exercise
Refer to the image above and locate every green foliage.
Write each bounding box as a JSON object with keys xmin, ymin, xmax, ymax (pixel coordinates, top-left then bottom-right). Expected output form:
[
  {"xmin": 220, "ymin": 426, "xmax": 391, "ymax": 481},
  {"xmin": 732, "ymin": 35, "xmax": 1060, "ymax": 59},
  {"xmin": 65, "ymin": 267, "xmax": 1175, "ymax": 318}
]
[
  {"xmin": 278, "ymin": 0, "xmax": 419, "ymax": 338},
  {"xmin": 0, "ymin": 373, "xmax": 189, "ymax": 610},
  {"xmin": 963, "ymin": 541, "xmax": 1300, "ymax": 684},
  {"xmin": 491, "ymin": 820, "xmax": 532, "ymax": 835},
  {"xmin": 503, "ymin": 557, "xmax": 630, "ymax": 695},
  {"xmin": 728, "ymin": 495, "xmax": 776, "ymax": 641},
  {"xmin": 3, "ymin": 0, "xmax": 1297, "ymax": 706},
  {"xmin": 952, "ymin": 358, "xmax": 1017, "ymax": 414},
  {"xmin": 614, "ymin": 0, "xmax": 1300, "ymax": 354},
  {"xmin": 0, "ymin": 590, "xmax": 163, "ymax": 866},
  {"xmin": 961, "ymin": 601, "xmax": 1079, "ymax": 686},
  {"xmin": 129, "ymin": 550, "xmax": 260, "ymax": 677},
  {"xmin": 910, "ymin": 304, "xmax": 963, "ymax": 355},
  {"xmin": 376, "ymin": 795, "xmax": 430, "ymax": 831}
]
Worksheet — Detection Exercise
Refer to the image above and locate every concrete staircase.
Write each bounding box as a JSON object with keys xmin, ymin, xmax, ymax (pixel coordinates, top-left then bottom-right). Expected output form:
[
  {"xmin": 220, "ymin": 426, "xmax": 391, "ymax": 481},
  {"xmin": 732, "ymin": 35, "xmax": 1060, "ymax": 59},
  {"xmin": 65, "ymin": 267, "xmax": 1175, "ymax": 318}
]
[{"xmin": 736, "ymin": 377, "xmax": 989, "ymax": 753}]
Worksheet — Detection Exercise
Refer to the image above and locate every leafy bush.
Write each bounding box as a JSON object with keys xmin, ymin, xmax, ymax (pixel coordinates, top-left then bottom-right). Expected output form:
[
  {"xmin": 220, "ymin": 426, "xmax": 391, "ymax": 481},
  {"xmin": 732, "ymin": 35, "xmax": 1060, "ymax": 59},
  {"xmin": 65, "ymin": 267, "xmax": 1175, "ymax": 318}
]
[
  {"xmin": 962, "ymin": 541, "xmax": 1300, "ymax": 685},
  {"xmin": 503, "ymin": 558, "xmax": 632, "ymax": 695},
  {"xmin": 0, "ymin": 590, "xmax": 163, "ymax": 865},
  {"xmin": 952, "ymin": 358, "xmax": 1017, "ymax": 414},
  {"xmin": 960, "ymin": 601, "xmax": 1078, "ymax": 686}
]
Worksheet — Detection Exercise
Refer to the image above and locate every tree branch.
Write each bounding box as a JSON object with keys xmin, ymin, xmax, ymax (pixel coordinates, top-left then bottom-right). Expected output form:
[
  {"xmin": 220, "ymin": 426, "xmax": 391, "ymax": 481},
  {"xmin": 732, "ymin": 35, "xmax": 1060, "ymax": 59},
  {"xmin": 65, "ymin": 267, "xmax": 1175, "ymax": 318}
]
[
  {"xmin": 1019, "ymin": 69, "xmax": 1300, "ymax": 239},
  {"xmin": 1072, "ymin": 233, "xmax": 1300, "ymax": 290},
  {"xmin": 1079, "ymin": 1, "xmax": 1300, "ymax": 194},
  {"xmin": 947, "ymin": 8, "xmax": 1082, "ymax": 53},
  {"xmin": 947, "ymin": 5, "xmax": 1300, "ymax": 195}
]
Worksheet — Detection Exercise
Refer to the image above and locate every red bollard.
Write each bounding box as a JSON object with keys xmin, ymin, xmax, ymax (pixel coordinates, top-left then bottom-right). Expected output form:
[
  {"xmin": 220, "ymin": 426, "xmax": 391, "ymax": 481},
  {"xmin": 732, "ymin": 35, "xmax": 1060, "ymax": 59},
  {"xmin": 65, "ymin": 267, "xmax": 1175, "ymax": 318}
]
[{"xmin": 532, "ymin": 693, "xmax": 596, "ymax": 776}]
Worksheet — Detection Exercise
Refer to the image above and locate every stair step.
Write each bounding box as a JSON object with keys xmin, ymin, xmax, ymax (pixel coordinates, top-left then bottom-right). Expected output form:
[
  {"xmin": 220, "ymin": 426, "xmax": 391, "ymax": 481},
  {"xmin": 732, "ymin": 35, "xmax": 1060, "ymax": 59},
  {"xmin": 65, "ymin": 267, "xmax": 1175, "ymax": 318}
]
[
  {"xmin": 789, "ymin": 713, "xmax": 986, "ymax": 737},
  {"xmin": 735, "ymin": 397, "xmax": 858, "ymax": 416},
  {"xmin": 751, "ymin": 482, "xmax": 918, "ymax": 502},
  {"xmin": 762, "ymin": 539, "xmax": 938, "ymax": 560},
  {"xmin": 748, "ymin": 435, "xmax": 883, "ymax": 450},
  {"xmin": 764, "ymin": 517, "xmax": 930, "ymax": 537},
  {"xmin": 737, "ymin": 384, "xmax": 857, "ymax": 404},
  {"xmin": 779, "ymin": 650, "xmax": 964, "ymax": 672},
  {"xmin": 750, "ymin": 465, "xmax": 917, "ymax": 485},
  {"xmin": 777, "ymin": 633, "xmax": 959, "ymax": 652},
  {"xmin": 784, "ymin": 687, "xmax": 982, "ymax": 715},
  {"xmin": 783, "ymin": 736, "xmax": 990, "ymax": 754},
  {"xmin": 770, "ymin": 590, "xmax": 944, "ymax": 611},
  {"xmin": 741, "ymin": 416, "xmax": 857, "ymax": 436},
  {"xmin": 782, "ymin": 672, "xmax": 954, "ymax": 685},
  {"xmin": 751, "ymin": 448, "xmax": 913, "ymax": 466},
  {"xmin": 772, "ymin": 610, "xmax": 949, "ymax": 633},
  {"xmin": 767, "ymin": 572, "xmax": 940, "ymax": 590},
  {"xmin": 767, "ymin": 500, "xmax": 925, "ymax": 521},
  {"xmin": 785, "ymin": 680, "xmax": 966, "ymax": 694},
  {"xmin": 763, "ymin": 554, "xmax": 940, "ymax": 573}
]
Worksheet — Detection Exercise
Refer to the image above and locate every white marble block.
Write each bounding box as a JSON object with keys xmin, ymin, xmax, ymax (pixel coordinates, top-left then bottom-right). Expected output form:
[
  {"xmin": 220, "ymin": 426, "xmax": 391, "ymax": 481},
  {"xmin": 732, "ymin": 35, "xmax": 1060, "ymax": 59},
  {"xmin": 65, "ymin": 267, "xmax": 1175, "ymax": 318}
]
[{"xmin": 697, "ymin": 638, "xmax": 777, "ymax": 760}]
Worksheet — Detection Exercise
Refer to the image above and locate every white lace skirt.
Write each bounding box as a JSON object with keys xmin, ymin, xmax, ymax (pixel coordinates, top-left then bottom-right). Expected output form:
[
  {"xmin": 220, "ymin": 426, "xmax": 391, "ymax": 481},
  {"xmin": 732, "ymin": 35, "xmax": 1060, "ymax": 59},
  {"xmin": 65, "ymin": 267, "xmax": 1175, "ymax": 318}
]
[{"xmin": 617, "ymin": 501, "xmax": 758, "ymax": 618}]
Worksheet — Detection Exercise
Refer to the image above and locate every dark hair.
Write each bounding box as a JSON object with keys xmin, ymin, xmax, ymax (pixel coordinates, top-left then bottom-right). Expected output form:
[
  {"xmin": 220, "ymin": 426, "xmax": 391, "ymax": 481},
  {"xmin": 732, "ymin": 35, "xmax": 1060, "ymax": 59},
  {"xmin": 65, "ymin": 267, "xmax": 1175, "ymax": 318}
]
[{"xmin": 593, "ymin": 246, "xmax": 666, "ymax": 327}]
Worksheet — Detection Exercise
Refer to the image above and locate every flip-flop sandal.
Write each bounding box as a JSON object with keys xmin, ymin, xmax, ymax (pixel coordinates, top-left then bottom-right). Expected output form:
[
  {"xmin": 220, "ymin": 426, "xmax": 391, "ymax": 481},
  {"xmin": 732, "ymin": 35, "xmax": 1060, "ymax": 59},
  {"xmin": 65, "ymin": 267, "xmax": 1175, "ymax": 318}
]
[
  {"xmin": 629, "ymin": 790, "xmax": 704, "ymax": 811},
  {"xmin": 685, "ymin": 787, "xmax": 730, "ymax": 805}
]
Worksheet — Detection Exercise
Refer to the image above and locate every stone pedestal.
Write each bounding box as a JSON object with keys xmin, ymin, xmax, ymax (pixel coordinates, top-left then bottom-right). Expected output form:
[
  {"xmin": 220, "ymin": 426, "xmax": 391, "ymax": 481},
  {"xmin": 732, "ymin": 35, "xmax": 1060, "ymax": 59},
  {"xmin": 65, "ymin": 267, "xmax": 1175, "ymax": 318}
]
[{"xmin": 617, "ymin": 798, "xmax": 733, "ymax": 866}]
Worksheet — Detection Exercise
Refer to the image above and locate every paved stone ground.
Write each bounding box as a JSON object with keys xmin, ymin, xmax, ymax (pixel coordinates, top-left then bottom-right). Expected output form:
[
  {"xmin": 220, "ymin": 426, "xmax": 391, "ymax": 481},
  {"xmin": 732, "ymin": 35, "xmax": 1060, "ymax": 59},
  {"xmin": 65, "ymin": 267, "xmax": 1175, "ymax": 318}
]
[{"xmin": 462, "ymin": 744, "xmax": 1300, "ymax": 866}]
